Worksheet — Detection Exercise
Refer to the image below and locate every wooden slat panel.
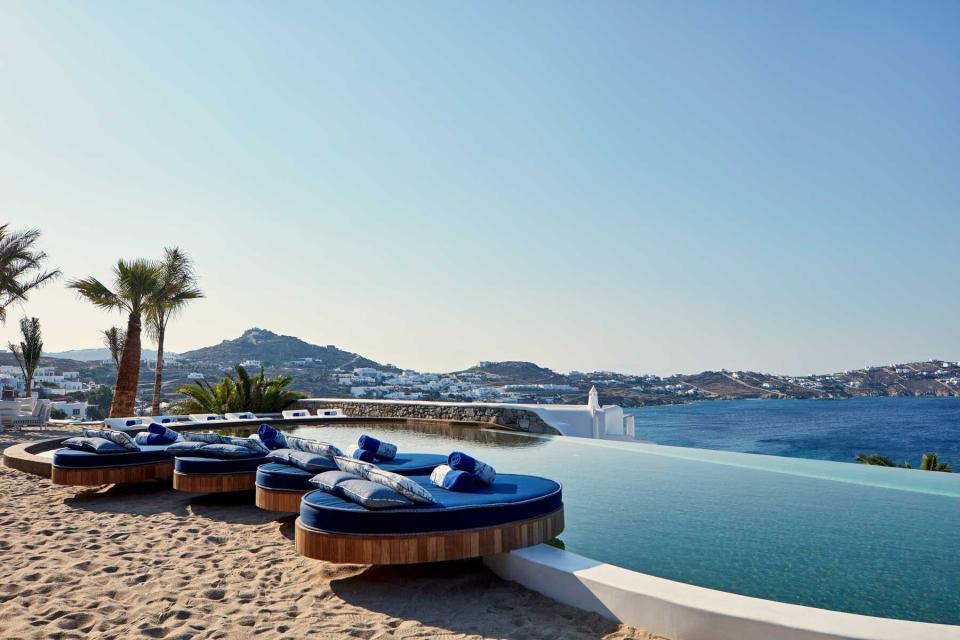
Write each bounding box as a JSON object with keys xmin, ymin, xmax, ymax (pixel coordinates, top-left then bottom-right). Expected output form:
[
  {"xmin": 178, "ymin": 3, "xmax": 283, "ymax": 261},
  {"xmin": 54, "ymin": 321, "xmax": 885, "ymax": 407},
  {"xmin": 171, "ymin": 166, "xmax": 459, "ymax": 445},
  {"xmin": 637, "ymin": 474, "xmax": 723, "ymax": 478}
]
[
  {"xmin": 172, "ymin": 471, "xmax": 256, "ymax": 493},
  {"xmin": 295, "ymin": 508, "xmax": 564, "ymax": 565},
  {"xmin": 255, "ymin": 487, "xmax": 306, "ymax": 512},
  {"xmin": 51, "ymin": 461, "xmax": 174, "ymax": 486}
]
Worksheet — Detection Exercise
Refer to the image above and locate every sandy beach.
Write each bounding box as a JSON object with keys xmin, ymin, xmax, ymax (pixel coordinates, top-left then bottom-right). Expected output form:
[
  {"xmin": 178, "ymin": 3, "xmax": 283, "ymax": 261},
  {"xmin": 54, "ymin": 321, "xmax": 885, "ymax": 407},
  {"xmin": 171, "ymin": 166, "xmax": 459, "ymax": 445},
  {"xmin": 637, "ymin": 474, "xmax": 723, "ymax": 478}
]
[{"xmin": 0, "ymin": 430, "xmax": 660, "ymax": 640}]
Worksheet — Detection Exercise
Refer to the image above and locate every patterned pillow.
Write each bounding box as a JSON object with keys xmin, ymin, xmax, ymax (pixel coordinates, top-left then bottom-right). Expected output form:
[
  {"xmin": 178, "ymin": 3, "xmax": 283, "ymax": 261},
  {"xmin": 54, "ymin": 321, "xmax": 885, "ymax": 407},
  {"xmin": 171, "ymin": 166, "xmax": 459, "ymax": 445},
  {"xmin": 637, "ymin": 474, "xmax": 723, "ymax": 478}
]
[
  {"xmin": 333, "ymin": 455, "xmax": 375, "ymax": 478},
  {"xmin": 309, "ymin": 470, "xmax": 362, "ymax": 493},
  {"xmin": 337, "ymin": 479, "xmax": 413, "ymax": 510},
  {"xmin": 268, "ymin": 449, "xmax": 338, "ymax": 473},
  {"xmin": 285, "ymin": 436, "xmax": 343, "ymax": 459},
  {"xmin": 82, "ymin": 428, "xmax": 139, "ymax": 451},
  {"xmin": 365, "ymin": 467, "xmax": 436, "ymax": 504},
  {"xmin": 63, "ymin": 437, "xmax": 128, "ymax": 454},
  {"xmin": 166, "ymin": 441, "xmax": 210, "ymax": 455},
  {"xmin": 189, "ymin": 443, "xmax": 261, "ymax": 459},
  {"xmin": 183, "ymin": 431, "xmax": 228, "ymax": 444},
  {"xmin": 223, "ymin": 436, "xmax": 269, "ymax": 455}
]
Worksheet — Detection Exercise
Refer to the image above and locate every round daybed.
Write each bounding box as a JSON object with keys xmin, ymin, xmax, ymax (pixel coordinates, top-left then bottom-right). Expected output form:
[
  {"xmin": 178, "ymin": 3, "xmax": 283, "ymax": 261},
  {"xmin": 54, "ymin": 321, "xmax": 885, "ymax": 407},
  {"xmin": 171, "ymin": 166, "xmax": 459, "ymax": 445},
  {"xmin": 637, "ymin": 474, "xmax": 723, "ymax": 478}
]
[
  {"xmin": 51, "ymin": 447, "xmax": 174, "ymax": 486},
  {"xmin": 255, "ymin": 453, "xmax": 448, "ymax": 512},
  {"xmin": 295, "ymin": 474, "xmax": 564, "ymax": 564},
  {"xmin": 171, "ymin": 455, "xmax": 269, "ymax": 493}
]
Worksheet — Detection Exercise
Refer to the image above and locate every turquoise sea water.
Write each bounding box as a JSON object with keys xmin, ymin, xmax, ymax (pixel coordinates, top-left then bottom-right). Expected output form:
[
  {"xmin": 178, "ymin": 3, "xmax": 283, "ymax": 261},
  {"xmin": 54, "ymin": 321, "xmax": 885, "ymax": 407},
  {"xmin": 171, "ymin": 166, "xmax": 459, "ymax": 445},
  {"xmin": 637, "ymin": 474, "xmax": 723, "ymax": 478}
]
[
  {"xmin": 275, "ymin": 420, "xmax": 960, "ymax": 625},
  {"xmin": 627, "ymin": 396, "xmax": 960, "ymax": 466}
]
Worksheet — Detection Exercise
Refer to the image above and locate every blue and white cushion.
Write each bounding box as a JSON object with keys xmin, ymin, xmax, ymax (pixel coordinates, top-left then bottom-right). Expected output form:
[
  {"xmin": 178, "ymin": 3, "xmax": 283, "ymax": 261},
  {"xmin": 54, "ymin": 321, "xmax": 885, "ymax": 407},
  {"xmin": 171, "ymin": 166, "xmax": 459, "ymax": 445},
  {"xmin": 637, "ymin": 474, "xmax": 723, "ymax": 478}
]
[
  {"xmin": 183, "ymin": 431, "xmax": 229, "ymax": 444},
  {"xmin": 257, "ymin": 424, "xmax": 288, "ymax": 450},
  {"xmin": 430, "ymin": 464, "xmax": 477, "ymax": 492},
  {"xmin": 333, "ymin": 455, "xmax": 375, "ymax": 478},
  {"xmin": 356, "ymin": 435, "xmax": 397, "ymax": 461},
  {"xmin": 351, "ymin": 447, "xmax": 376, "ymax": 462},
  {"xmin": 285, "ymin": 436, "xmax": 343, "ymax": 459},
  {"xmin": 134, "ymin": 423, "xmax": 180, "ymax": 446},
  {"xmin": 223, "ymin": 436, "xmax": 269, "ymax": 455},
  {"xmin": 337, "ymin": 479, "xmax": 413, "ymax": 509},
  {"xmin": 82, "ymin": 428, "xmax": 139, "ymax": 451},
  {"xmin": 447, "ymin": 451, "xmax": 496, "ymax": 485},
  {"xmin": 365, "ymin": 467, "xmax": 436, "ymax": 504},
  {"xmin": 309, "ymin": 470, "xmax": 361, "ymax": 493}
]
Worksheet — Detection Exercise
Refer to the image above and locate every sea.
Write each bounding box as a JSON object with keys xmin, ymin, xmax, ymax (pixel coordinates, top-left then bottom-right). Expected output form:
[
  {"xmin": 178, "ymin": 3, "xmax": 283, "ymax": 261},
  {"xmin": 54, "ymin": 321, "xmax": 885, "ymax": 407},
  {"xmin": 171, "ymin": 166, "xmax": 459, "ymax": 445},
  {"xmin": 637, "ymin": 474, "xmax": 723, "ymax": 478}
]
[{"xmin": 626, "ymin": 396, "xmax": 960, "ymax": 467}]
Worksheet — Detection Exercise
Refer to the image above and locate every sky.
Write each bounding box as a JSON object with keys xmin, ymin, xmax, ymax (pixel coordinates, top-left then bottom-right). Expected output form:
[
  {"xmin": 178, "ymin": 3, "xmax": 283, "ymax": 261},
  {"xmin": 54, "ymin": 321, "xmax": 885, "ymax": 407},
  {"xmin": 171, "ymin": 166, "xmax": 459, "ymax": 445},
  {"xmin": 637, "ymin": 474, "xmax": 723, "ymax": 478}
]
[{"xmin": 0, "ymin": 1, "xmax": 958, "ymax": 376}]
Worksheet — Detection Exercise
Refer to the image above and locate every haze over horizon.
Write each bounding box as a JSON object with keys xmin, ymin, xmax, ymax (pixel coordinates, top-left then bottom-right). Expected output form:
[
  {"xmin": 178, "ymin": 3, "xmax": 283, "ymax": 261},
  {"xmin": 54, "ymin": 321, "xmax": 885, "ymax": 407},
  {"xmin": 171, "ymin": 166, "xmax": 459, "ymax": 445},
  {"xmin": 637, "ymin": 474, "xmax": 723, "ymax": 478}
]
[{"xmin": 2, "ymin": 2, "xmax": 958, "ymax": 377}]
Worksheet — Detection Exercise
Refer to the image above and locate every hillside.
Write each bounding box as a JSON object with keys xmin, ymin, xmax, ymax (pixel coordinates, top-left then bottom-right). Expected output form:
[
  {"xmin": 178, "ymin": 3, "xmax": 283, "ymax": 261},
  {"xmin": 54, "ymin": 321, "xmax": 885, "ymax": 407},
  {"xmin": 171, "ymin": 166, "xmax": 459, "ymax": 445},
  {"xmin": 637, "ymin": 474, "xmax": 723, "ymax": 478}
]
[
  {"xmin": 177, "ymin": 328, "xmax": 387, "ymax": 371},
  {"xmin": 47, "ymin": 347, "xmax": 165, "ymax": 362},
  {"xmin": 459, "ymin": 361, "xmax": 567, "ymax": 385}
]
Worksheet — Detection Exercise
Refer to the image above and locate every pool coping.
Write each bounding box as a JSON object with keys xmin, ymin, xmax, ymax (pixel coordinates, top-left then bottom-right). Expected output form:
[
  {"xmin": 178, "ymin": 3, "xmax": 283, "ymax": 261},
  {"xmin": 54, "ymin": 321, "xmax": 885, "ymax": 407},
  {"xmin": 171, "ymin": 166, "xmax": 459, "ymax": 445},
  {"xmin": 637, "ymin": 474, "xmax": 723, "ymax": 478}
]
[{"xmin": 484, "ymin": 545, "xmax": 959, "ymax": 640}]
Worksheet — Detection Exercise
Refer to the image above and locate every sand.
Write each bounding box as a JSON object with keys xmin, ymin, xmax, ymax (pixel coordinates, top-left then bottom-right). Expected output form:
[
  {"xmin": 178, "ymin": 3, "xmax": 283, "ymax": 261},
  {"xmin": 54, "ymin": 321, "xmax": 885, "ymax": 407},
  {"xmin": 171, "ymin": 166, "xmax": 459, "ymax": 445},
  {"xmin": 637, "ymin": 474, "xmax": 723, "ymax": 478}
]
[{"xmin": 0, "ymin": 430, "xmax": 663, "ymax": 640}]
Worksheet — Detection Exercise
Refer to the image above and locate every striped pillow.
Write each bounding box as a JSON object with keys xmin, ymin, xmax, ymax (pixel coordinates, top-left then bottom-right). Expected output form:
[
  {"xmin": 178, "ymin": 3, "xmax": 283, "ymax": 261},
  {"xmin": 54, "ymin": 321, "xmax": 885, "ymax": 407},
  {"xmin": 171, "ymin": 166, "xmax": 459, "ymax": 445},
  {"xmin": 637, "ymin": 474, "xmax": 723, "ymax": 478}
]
[
  {"xmin": 183, "ymin": 431, "xmax": 228, "ymax": 444},
  {"xmin": 223, "ymin": 436, "xmax": 269, "ymax": 455}
]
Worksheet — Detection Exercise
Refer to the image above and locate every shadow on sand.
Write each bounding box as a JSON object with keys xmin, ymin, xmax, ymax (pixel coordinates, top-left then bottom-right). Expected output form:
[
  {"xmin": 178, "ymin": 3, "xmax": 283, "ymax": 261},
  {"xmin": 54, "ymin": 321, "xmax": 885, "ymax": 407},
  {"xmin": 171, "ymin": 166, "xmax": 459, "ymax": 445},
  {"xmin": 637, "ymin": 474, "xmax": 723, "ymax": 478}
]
[{"xmin": 330, "ymin": 561, "xmax": 625, "ymax": 640}]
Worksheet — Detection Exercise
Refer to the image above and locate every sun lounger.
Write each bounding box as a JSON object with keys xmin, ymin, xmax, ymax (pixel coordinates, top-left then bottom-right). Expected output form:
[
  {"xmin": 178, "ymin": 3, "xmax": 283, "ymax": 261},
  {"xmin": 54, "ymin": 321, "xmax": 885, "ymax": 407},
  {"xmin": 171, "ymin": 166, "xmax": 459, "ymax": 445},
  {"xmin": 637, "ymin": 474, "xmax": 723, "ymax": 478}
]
[
  {"xmin": 188, "ymin": 414, "xmax": 226, "ymax": 423},
  {"xmin": 295, "ymin": 474, "xmax": 563, "ymax": 564},
  {"xmin": 224, "ymin": 412, "xmax": 258, "ymax": 421},
  {"xmin": 281, "ymin": 409, "xmax": 311, "ymax": 419},
  {"xmin": 51, "ymin": 433, "xmax": 177, "ymax": 486},
  {"xmin": 255, "ymin": 452, "xmax": 448, "ymax": 512},
  {"xmin": 170, "ymin": 435, "xmax": 270, "ymax": 493}
]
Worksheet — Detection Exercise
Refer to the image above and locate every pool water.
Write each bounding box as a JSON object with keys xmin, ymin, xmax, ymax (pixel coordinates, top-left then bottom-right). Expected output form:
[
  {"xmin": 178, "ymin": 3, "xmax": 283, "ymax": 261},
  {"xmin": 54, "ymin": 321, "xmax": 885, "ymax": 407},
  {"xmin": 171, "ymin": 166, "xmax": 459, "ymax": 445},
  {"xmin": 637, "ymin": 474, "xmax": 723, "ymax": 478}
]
[{"xmin": 238, "ymin": 422, "xmax": 959, "ymax": 624}]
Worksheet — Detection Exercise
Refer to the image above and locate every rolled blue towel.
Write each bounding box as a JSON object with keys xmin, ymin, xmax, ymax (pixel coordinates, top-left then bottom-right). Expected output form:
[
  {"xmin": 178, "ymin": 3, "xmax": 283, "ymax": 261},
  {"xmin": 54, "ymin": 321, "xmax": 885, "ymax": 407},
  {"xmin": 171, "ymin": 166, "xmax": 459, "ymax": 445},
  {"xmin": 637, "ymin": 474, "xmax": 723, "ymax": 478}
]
[
  {"xmin": 357, "ymin": 434, "xmax": 397, "ymax": 461},
  {"xmin": 430, "ymin": 464, "xmax": 476, "ymax": 492},
  {"xmin": 134, "ymin": 422, "xmax": 179, "ymax": 446},
  {"xmin": 447, "ymin": 451, "xmax": 496, "ymax": 485},
  {"xmin": 257, "ymin": 423, "xmax": 288, "ymax": 450},
  {"xmin": 351, "ymin": 447, "xmax": 376, "ymax": 462}
]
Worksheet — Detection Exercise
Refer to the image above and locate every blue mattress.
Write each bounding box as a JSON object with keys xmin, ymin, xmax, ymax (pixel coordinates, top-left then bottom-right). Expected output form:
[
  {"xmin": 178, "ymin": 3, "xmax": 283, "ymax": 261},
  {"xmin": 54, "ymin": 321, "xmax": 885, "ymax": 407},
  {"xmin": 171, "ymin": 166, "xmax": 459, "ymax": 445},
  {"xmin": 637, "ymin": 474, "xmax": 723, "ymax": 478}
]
[
  {"xmin": 256, "ymin": 463, "xmax": 313, "ymax": 491},
  {"xmin": 174, "ymin": 455, "xmax": 269, "ymax": 475},
  {"xmin": 52, "ymin": 448, "xmax": 172, "ymax": 469},
  {"xmin": 299, "ymin": 474, "xmax": 562, "ymax": 535},
  {"xmin": 256, "ymin": 453, "xmax": 448, "ymax": 492}
]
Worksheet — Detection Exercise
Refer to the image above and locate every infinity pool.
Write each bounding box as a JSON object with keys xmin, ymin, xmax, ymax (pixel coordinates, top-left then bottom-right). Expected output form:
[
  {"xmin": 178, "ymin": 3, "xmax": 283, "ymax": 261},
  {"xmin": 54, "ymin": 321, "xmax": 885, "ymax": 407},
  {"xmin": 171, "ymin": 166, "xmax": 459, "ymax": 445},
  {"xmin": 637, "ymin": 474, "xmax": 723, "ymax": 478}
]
[{"xmin": 238, "ymin": 422, "xmax": 959, "ymax": 624}]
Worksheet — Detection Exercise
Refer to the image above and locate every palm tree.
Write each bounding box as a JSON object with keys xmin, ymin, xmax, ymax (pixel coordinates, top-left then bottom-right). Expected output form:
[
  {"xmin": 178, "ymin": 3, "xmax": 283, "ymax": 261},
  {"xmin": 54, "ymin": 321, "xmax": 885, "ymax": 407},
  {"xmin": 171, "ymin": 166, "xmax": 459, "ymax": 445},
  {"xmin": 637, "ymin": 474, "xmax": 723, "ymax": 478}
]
[
  {"xmin": 8, "ymin": 317, "xmax": 43, "ymax": 397},
  {"xmin": 855, "ymin": 454, "xmax": 899, "ymax": 467},
  {"xmin": 171, "ymin": 365, "xmax": 304, "ymax": 414},
  {"xmin": 0, "ymin": 224, "xmax": 60, "ymax": 324},
  {"xmin": 856, "ymin": 452, "xmax": 952, "ymax": 472},
  {"xmin": 147, "ymin": 247, "xmax": 203, "ymax": 415},
  {"xmin": 919, "ymin": 453, "xmax": 952, "ymax": 472},
  {"xmin": 67, "ymin": 259, "xmax": 163, "ymax": 417},
  {"xmin": 102, "ymin": 326, "xmax": 125, "ymax": 369}
]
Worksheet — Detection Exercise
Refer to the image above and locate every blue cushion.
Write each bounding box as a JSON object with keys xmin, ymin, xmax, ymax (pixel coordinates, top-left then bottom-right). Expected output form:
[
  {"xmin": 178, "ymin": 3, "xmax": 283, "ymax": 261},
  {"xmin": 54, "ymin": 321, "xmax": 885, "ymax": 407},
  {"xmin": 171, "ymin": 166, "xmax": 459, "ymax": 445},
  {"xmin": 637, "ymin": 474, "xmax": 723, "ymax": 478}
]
[
  {"xmin": 62, "ymin": 437, "xmax": 128, "ymax": 454},
  {"xmin": 336, "ymin": 479, "xmax": 413, "ymax": 510},
  {"xmin": 166, "ymin": 441, "xmax": 210, "ymax": 455},
  {"xmin": 309, "ymin": 470, "xmax": 362, "ymax": 494},
  {"xmin": 299, "ymin": 474, "xmax": 562, "ymax": 535},
  {"xmin": 174, "ymin": 455, "xmax": 269, "ymax": 475},
  {"xmin": 266, "ymin": 449, "xmax": 338, "ymax": 473},
  {"xmin": 52, "ymin": 447, "xmax": 172, "ymax": 469},
  {"xmin": 255, "ymin": 463, "xmax": 315, "ymax": 491},
  {"xmin": 352, "ymin": 447, "xmax": 376, "ymax": 462}
]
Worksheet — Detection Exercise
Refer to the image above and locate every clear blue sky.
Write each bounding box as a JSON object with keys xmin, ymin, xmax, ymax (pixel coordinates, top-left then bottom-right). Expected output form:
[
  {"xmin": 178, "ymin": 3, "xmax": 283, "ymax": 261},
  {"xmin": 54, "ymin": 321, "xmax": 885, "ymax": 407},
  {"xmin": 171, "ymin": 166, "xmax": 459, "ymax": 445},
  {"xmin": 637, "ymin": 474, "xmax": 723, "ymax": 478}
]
[{"xmin": 1, "ymin": 1, "xmax": 957, "ymax": 375}]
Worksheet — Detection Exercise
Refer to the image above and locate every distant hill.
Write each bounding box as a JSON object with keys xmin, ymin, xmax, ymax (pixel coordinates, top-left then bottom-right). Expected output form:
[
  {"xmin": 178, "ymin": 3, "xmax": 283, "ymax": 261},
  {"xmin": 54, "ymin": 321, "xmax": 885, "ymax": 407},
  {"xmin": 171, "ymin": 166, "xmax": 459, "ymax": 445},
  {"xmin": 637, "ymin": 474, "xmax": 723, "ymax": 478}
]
[
  {"xmin": 46, "ymin": 347, "xmax": 166, "ymax": 362},
  {"xmin": 460, "ymin": 361, "xmax": 568, "ymax": 385},
  {"xmin": 177, "ymin": 328, "xmax": 387, "ymax": 370}
]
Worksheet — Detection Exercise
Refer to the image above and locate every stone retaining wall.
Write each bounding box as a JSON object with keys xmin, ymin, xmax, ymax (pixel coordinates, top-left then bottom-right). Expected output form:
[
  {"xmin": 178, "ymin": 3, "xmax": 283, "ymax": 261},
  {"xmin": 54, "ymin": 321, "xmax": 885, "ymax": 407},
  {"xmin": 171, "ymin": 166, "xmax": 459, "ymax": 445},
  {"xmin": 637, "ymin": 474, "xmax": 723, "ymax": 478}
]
[{"xmin": 296, "ymin": 399, "xmax": 559, "ymax": 435}]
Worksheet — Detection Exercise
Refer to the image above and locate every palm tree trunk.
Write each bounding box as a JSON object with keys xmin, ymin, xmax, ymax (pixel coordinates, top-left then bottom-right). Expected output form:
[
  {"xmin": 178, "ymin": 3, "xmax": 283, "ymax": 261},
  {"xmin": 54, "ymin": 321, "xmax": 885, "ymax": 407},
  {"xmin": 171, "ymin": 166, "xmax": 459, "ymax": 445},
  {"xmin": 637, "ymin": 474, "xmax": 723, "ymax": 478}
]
[
  {"xmin": 110, "ymin": 312, "xmax": 143, "ymax": 417},
  {"xmin": 25, "ymin": 373, "xmax": 32, "ymax": 398},
  {"xmin": 151, "ymin": 328, "xmax": 165, "ymax": 415}
]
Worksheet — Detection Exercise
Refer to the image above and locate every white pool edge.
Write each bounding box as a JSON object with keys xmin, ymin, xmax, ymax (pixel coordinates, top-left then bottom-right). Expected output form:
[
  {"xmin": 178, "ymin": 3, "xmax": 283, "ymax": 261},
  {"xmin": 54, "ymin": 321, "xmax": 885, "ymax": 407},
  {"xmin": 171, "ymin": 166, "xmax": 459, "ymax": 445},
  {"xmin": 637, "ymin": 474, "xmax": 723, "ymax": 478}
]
[{"xmin": 483, "ymin": 545, "xmax": 959, "ymax": 640}]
